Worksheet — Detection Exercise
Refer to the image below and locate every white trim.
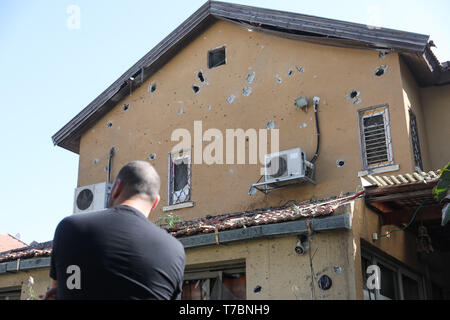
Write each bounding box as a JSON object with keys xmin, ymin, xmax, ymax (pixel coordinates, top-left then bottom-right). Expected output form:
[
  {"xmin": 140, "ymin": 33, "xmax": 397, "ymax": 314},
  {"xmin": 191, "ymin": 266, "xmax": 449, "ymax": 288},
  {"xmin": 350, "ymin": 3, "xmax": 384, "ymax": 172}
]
[
  {"xmin": 162, "ymin": 201, "xmax": 195, "ymax": 212},
  {"xmin": 358, "ymin": 164, "xmax": 400, "ymax": 177}
]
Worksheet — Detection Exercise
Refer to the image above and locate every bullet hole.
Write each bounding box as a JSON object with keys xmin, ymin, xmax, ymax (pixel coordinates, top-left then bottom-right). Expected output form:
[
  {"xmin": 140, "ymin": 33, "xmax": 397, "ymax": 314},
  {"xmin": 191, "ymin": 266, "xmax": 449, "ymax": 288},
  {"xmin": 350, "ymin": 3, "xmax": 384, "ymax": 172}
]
[
  {"xmin": 197, "ymin": 71, "xmax": 205, "ymax": 83},
  {"xmin": 287, "ymin": 69, "xmax": 293, "ymax": 76},
  {"xmin": 349, "ymin": 90, "xmax": 359, "ymax": 99},
  {"xmin": 229, "ymin": 169, "xmax": 233, "ymax": 174},
  {"xmin": 226, "ymin": 94, "xmax": 236, "ymax": 104},
  {"xmin": 353, "ymin": 98, "xmax": 362, "ymax": 106},
  {"xmin": 266, "ymin": 120, "xmax": 275, "ymax": 130},
  {"xmin": 149, "ymin": 82, "xmax": 157, "ymax": 93},
  {"xmin": 192, "ymin": 85, "xmax": 200, "ymax": 94},
  {"xmin": 93, "ymin": 159, "xmax": 99, "ymax": 164},
  {"xmin": 207, "ymin": 105, "xmax": 212, "ymax": 111},
  {"xmin": 318, "ymin": 275, "xmax": 332, "ymax": 291},
  {"xmin": 243, "ymin": 87, "xmax": 252, "ymax": 96},
  {"xmin": 253, "ymin": 285, "xmax": 262, "ymax": 294},
  {"xmin": 337, "ymin": 159, "xmax": 345, "ymax": 167},
  {"xmin": 333, "ymin": 266, "xmax": 342, "ymax": 274},
  {"xmin": 275, "ymin": 74, "xmax": 282, "ymax": 83},
  {"xmin": 123, "ymin": 104, "xmax": 130, "ymax": 111},
  {"xmin": 375, "ymin": 65, "xmax": 388, "ymax": 77},
  {"xmin": 246, "ymin": 71, "xmax": 256, "ymax": 84},
  {"xmin": 300, "ymin": 122, "xmax": 307, "ymax": 129},
  {"xmin": 296, "ymin": 66, "xmax": 305, "ymax": 73},
  {"xmin": 378, "ymin": 50, "xmax": 389, "ymax": 59},
  {"xmin": 148, "ymin": 153, "xmax": 156, "ymax": 161},
  {"xmin": 106, "ymin": 121, "xmax": 113, "ymax": 128},
  {"xmin": 178, "ymin": 108, "xmax": 183, "ymax": 115}
]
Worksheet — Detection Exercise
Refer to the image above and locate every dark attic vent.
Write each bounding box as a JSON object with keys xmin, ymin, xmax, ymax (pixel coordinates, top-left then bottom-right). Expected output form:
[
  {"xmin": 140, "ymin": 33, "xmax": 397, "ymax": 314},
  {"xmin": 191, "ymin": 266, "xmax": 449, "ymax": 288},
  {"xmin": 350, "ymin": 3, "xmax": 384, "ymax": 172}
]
[{"xmin": 208, "ymin": 46, "xmax": 226, "ymax": 69}]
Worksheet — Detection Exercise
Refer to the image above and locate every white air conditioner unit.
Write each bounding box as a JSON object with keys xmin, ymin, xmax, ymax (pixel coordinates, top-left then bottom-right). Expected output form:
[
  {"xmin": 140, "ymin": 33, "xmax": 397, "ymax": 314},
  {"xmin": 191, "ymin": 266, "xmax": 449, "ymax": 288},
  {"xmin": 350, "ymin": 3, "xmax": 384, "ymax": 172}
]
[
  {"xmin": 264, "ymin": 148, "xmax": 313, "ymax": 186},
  {"xmin": 73, "ymin": 182, "xmax": 112, "ymax": 214}
]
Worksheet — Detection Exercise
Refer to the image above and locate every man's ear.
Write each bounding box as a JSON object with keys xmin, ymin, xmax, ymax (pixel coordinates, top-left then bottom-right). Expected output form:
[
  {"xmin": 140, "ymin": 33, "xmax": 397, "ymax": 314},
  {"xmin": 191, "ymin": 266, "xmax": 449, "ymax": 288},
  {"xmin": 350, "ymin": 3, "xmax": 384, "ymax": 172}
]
[
  {"xmin": 150, "ymin": 195, "xmax": 160, "ymax": 212},
  {"xmin": 111, "ymin": 179, "xmax": 123, "ymax": 200}
]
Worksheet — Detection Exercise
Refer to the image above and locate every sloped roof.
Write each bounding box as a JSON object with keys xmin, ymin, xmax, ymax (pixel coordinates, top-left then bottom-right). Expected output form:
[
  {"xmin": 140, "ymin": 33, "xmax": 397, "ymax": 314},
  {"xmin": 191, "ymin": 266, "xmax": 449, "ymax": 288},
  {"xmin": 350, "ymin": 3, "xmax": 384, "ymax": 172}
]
[
  {"xmin": 0, "ymin": 192, "xmax": 364, "ymax": 264},
  {"xmin": 0, "ymin": 234, "xmax": 27, "ymax": 253},
  {"xmin": 52, "ymin": 0, "xmax": 443, "ymax": 154},
  {"xmin": 0, "ymin": 240, "xmax": 52, "ymax": 263}
]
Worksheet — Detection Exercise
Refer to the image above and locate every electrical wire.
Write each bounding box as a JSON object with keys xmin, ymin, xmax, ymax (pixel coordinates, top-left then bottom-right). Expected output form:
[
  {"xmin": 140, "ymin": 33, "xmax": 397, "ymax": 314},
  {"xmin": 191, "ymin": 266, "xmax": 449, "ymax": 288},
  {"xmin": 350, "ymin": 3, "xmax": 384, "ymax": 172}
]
[
  {"xmin": 378, "ymin": 199, "xmax": 427, "ymax": 238},
  {"xmin": 310, "ymin": 100, "xmax": 320, "ymax": 164}
]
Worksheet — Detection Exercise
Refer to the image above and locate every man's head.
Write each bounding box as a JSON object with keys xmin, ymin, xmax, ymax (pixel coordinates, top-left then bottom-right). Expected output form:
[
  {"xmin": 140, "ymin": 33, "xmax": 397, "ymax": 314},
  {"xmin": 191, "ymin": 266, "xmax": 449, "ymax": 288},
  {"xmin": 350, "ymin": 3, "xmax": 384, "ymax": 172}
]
[{"xmin": 108, "ymin": 161, "xmax": 161, "ymax": 216}]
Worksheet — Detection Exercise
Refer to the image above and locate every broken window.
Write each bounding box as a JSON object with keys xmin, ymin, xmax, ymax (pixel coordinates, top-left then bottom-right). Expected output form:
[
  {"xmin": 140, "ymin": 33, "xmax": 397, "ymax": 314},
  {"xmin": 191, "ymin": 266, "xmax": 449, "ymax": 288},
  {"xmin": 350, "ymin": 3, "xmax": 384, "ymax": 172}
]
[
  {"xmin": 358, "ymin": 105, "xmax": 393, "ymax": 170},
  {"xmin": 208, "ymin": 46, "xmax": 226, "ymax": 69},
  {"xmin": 409, "ymin": 109, "xmax": 423, "ymax": 172},
  {"xmin": 182, "ymin": 263, "xmax": 246, "ymax": 300},
  {"xmin": 362, "ymin": 248, "xmax": 424, "ymax": 300},
  {"xmin": 168, "ymin": 151, "xmax": 191, "ymax": 205}
]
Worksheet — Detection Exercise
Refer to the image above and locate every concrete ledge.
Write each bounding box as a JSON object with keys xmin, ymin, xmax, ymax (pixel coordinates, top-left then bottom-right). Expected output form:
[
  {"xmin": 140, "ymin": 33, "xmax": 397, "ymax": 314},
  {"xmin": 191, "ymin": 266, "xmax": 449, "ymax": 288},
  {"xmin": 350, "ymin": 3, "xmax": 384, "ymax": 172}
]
[
  {"xmin": 0, "ymin": 257, "xmax": 51, "ymax": 274},
  {"xmin": 358, "ymin": 164, "xmax": 400, "ymax": 177},
  {"xmin": 163, "ymin": 201, "xmax": 195, "ymax": 212},
  {"xmin": 179, "ymin": 213, "xmax": 351, "ymax": 249}
]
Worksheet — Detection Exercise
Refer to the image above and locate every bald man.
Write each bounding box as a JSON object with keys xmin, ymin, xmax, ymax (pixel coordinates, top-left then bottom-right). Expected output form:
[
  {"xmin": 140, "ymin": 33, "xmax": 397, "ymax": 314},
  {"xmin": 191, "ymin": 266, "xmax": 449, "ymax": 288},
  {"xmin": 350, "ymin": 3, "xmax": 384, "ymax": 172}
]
[{"xmin": 45, "ymin": 161, "xmax": 185, "ymax": 300}]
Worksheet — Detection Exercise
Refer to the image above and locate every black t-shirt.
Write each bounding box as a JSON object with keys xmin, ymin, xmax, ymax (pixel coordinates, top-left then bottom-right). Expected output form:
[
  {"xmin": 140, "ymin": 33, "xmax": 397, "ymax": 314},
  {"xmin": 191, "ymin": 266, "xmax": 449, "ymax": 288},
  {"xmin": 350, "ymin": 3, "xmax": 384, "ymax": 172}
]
[{"xmin": 50, "ymin": 205, "xmax": 185, "ymax": 300}]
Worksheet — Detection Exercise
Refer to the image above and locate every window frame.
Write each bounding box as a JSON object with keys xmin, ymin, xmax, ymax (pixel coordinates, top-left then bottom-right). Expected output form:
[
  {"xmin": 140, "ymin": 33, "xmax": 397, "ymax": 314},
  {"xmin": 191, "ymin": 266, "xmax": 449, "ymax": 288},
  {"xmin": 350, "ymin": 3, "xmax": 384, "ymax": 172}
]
[
  {"xmin": 207, "ymin": 46, "xmax": 226, "ymax": 69},
  {"xmin": 357, "ymin": 104, "xmax": 394, "ymax": 170},
  {"xmin": 182, "ymin": 262, "xmax": 246, "ymax": 300},
  {"xmin": 408, "ymin": 108, "xmax": 423, "ymax": 172},
  {"xmin": 361, "ymin": 248, "xmax": 425, "ymax": 300},
  {"xmin": 168, "ymin": 150, "xmax": 191, "ymax": 206},
  {"xmin": 0, "ymin": 286, "xmax": 22, "ymax": 300}
]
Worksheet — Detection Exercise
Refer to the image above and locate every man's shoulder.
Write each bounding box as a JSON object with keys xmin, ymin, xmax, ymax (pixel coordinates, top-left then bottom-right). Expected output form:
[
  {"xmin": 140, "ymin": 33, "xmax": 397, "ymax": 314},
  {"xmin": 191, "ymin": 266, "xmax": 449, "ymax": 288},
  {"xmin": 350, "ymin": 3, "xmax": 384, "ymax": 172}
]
[{"xmin": 57, "ymin": 209, "xmax": 114, "ymax": 230}]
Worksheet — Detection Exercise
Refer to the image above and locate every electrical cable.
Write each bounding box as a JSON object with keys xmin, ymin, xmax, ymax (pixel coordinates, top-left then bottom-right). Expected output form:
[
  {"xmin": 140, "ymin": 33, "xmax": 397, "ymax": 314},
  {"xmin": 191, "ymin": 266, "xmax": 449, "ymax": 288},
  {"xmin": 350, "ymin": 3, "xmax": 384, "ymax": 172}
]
[
  {"xmin": 310, "ymin": 99, "xmax": 320, "ymax": 164},
  {"xmin": 378, "ymin": 199, "xmax": 427, "ymax": 238}
]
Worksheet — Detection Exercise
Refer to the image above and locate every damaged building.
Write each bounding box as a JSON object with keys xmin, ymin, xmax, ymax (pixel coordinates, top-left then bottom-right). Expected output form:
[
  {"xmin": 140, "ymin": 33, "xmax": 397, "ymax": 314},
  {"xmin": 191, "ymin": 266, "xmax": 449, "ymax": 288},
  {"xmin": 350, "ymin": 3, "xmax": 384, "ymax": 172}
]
[{"xmin": 1, "ymin": 1, "xmax": 449, "ymax": 300}]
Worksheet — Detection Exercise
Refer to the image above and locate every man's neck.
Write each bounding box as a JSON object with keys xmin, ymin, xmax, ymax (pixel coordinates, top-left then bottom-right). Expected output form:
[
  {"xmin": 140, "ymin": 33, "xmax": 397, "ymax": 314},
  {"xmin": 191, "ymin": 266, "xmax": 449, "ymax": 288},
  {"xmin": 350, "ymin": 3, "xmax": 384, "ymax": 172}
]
[{"xmin": 117, "ymin": 199, "xmax": 152, "ymax": 219}]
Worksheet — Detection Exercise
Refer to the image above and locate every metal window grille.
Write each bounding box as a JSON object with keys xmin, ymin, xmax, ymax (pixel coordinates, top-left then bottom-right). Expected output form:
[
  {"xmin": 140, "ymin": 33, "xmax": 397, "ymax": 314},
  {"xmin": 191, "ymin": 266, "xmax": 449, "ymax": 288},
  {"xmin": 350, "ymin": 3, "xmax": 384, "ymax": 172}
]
[
  {"xmin": 168, "ymin": 151, "xmax": 191, "ymax": 205},
  {"xmin": 358, "ymin": 105, "xmax": 393, "ymax": 169},
  {"xmin": 409, "ymin": 109, "xmax": 423, "ymax": 172}
]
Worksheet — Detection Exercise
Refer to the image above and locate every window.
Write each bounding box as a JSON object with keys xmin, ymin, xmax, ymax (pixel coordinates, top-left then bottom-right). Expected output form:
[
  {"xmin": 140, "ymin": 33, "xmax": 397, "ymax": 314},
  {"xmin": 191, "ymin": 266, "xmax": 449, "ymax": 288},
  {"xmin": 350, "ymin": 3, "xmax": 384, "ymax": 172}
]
[
  {"xmin": 168, "ymin": 151, "xmax": 191, "ymax": 205},
  {"xmin": 182, "ymin": 263, "xmax": 246, "ymax": 300},
  {"xmin": 409, "ymin": 109, "xmax": 423, "ymax": 172},
  {"xmin": 208, "ymin": 46, "xmax": 226, "ymax": 69},
  {"xmin": 358, "ymin": 104, "xmax": 393, "ymax": 170},
  {"xmin": 362, "ymin": 248, "xmax": 424, "ymax": 300},
  {"xmin": 0, "ymin": 286, "xmax": 21, "ymax": 300}
]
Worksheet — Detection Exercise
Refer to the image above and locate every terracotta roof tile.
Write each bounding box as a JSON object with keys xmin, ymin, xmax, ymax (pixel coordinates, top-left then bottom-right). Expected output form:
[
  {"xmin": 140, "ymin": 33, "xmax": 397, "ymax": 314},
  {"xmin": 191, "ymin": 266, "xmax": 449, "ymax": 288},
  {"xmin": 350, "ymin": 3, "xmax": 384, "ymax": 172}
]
[
  {"xmin": 162, "ymin": 192, "xmax": 364, "ymax": 238},
  {"xmin": 0, "ymin": 240, "xmax": 53, "ymax": 263},
  {"xmin": 0, "ymin": 192, "xmax": 365, "ymax": 264}
]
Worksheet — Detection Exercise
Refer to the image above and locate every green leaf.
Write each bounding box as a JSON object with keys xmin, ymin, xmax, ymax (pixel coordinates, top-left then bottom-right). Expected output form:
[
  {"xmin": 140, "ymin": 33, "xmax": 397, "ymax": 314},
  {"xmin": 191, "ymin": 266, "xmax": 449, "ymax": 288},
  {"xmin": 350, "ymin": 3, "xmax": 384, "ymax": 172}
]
[{"xmin": 433, "ymin": 162, "xmax": 450, "ymax": 203}]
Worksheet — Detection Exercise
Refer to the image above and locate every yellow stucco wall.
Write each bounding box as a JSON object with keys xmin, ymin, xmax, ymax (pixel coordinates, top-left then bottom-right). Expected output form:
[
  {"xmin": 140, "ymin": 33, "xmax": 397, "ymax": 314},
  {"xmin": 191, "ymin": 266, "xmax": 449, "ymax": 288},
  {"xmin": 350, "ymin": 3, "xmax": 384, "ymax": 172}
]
[
  {"xmin": 185, "ymin": 230, "xmax": 357, "ymax": 300},
  {"xmin": 77, "ymin": 20, "xmax": 413, "ymax": 223},
  {"xmin": 0, "ymin": 268, "xmax": 51, "ymax": 300},
  {"xmin": 399, "ymin": 58, "xmax": 432, "ymax": 171},
  {"xmin": 420, "ymin": 84, "xmax": 450, "ymax": 170}
]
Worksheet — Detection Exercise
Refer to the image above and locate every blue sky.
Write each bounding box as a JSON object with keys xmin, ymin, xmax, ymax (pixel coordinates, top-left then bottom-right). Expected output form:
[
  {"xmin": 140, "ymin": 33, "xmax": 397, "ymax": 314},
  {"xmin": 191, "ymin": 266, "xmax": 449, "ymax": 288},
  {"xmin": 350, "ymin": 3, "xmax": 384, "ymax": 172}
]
[{"xmin": 0, "ymin": 0, "xmax": 449, "ymax": 245}]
